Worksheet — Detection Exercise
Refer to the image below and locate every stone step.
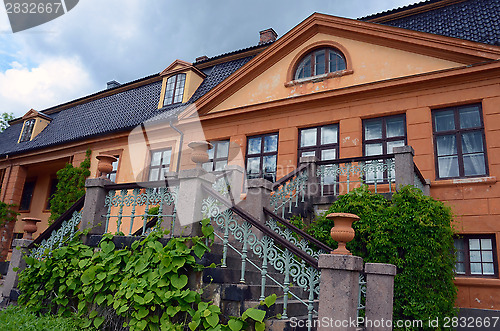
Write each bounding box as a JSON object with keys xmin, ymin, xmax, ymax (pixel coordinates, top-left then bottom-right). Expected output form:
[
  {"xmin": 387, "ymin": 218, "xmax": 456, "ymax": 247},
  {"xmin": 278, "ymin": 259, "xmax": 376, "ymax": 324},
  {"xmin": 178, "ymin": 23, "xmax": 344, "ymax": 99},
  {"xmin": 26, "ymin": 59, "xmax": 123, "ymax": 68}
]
[
  {"xmin": 202, "ymin": 267, "xmax": 285, "ymax": 285},
  {"xmin": 243, "ymin": 299, "xmax": 319, "ymax": 321}
]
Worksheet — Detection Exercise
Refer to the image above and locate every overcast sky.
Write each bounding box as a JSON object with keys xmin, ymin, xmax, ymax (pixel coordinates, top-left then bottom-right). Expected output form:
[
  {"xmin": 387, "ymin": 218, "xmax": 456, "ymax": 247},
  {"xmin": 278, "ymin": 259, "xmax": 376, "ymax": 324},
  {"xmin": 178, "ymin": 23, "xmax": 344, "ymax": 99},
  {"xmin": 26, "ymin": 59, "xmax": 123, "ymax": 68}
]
[{"xmin": 0, "ymin": 0, "xmax": 420, "ymax": 119}]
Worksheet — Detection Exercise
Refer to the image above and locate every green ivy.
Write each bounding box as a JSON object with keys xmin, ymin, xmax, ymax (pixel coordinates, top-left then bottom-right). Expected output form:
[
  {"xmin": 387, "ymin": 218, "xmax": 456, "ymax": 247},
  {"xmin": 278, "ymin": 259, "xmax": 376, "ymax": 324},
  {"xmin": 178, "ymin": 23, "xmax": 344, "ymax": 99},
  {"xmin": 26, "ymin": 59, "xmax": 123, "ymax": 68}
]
[
  {"xmin": 49, "ymin": 149, "xmax": 91, "ymax": 223},
  {"xmin": 18, "ymin": 221, "xmax": 276, "ymax": 330},
  {"xmin": 0, "ymin": 200, "xmax": 18, "ymax": 228},
  {"xmin": 307, "ymin": 185, "xmax": 457, "ymax": 330}
]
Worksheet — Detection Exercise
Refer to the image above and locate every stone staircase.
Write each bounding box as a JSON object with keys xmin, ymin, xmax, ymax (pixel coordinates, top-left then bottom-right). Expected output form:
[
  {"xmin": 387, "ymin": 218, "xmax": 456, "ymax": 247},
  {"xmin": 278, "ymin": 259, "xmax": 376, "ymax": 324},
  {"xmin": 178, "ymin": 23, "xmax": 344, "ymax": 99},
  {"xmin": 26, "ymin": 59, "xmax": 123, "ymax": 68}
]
[{"xmin": 200, "ymin": 242, "xmax": 318, "ymax": 330}]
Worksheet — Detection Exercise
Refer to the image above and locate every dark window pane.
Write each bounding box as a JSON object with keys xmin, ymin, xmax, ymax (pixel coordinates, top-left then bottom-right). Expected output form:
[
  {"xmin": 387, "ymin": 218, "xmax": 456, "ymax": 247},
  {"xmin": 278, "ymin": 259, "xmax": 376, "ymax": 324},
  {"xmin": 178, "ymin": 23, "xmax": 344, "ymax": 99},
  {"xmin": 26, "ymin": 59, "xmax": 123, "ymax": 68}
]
[
  {"xmin": 162, "ymin": 150, "xmax": 171, "ymax": 166},
  {"xmin": 365, "ymin": 143, "xmax": 383, "ymax": 156},
  {"xmin": 386, "ymin": 117, "xmax": 405, "ymax": 138},
  {"xmin": 19, "ymin": 180, "xmax": 36, "ymax": 211},
  {"xmin": 300, "ymin": 128, "xmax": 317, "ymax": 147},
  {"xmin": 151, "ymin": 152, "xmax": 162, "ymax": 166},
  {"xmin": 149, "ymin": 169, "xmax": 159, "ymax": 181},
  {"xmin": 321, "ymin": 149, "xmax": 336, "ymax": 161},
  {"xmin": 461, "ymin": 132, "xmax": 484, "ymax": 153},
  {"xmin": 438, "ymin": 156, "xmax": 459, "ymax": 178},
  {"xmin": 246, "ymin": 157, "xmax": 260, "ymax": 175},
  {"xmin": 387, "ymin": 140, "xmax": 405, "ymax": 153},
  {"xmin": 321, "ymin": 125, "xmax": 337, "ymax": 144},
  {"xmin": 263, "ymin": 135, "xmax": 278, "ymax": 153},
  {"xmin": 463, "ymin": 154, "xmax": 486, "ymax": 176},
  {"xmin": 436, "ymin": 135, "xmax": 457, "ymax": 156},
  {"xmin": 248, "ymin": 137, "xmax": 262, "ymax": 155},
  {"xmin": 263, "ymin": 155, "xmax": 277, "ymax": 174},
  {"xmin": 315, "ymin": 50, "xmax": 325, "ymax": 75},
  {"xmin": 364, "ymin": 120, "xmax": 382, "ymax": 140},
  {"xmin": 216, "ymin": 141, "xmax": 230, "ymax": 158},
  {"xmin": 460, "ymin": 106, "xmax": 481, "ymax": 129},
  {"xmin": 434, "ymin": 110, "xmax": 455, "ymax": 132},
  {"xmin": 301, "ymin": 151, "xmax": 316, "ymax": 158},
  {"xmin": 481, "ymin": 239, "xmax": 492, "ymax": 250},
  {"xmin": 483, "ymin": 263, "xmax": 495, "ymax": 275},
  {"xmin": 214, "ymin": 161, "xmax": 227, "ymax": 171}
]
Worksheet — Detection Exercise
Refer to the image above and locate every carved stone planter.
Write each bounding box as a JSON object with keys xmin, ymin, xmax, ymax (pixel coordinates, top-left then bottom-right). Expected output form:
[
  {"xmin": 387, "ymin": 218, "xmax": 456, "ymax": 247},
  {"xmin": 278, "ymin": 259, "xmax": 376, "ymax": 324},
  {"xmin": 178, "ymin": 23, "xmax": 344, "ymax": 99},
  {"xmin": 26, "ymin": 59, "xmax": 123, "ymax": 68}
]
[
  {"xmin": 188, "ymin": 141, "xmax": 213, "ymax": 168},
  {"xmin": 96, "ymin": 154, "xmax": 117, "ymax": 179},
  {"xmin": 22, "ymin": 217, "xmax": 41, "ymax": 240},
  {"xmin": 327, "ymin": 212, "xmax": 359, "ymax": 255}
]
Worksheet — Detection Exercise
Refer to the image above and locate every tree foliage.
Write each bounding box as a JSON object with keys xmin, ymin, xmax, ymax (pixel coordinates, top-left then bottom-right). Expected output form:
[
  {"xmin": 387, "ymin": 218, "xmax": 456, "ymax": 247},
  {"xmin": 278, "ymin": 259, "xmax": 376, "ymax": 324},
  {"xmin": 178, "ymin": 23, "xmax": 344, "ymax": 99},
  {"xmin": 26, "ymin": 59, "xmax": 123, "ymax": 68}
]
[
  {"xmin": 0, "ymin": 112, "xmax": 14, "ymax": 132},
  {"xmin": 49, "ymin": 149, "xmax": 91, "ymax": 222},
  {"xmin": 308, "ymin": 185, "xmax": 457, "ymax": 329},
  {"xmin": 0, "ymin": 200, "xmax": 18, "ymax": 228}
]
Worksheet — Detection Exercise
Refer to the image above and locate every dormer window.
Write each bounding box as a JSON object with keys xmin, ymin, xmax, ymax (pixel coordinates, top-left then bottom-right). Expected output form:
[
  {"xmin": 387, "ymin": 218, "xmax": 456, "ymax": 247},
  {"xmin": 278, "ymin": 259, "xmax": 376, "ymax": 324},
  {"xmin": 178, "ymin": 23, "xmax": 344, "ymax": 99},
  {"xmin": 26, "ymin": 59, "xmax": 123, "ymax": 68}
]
[
  {"xmin": 294, "ymin": 48, "xmax": 346, "ymax": 80},
  {"xmin": 19, "ymin": 119, "xmax": 35, "ymax": 142},
  {"xmin": 164, "ymin": 73, "xmax": 186, "ymax": 106}
]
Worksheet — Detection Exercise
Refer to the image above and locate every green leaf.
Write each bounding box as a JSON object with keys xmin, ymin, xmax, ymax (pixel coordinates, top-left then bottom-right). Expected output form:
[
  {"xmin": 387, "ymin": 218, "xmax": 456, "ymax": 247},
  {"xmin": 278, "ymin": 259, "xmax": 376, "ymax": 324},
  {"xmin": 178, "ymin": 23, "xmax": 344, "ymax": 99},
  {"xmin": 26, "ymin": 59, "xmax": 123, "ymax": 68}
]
[
  {"xmin": 136, "ymin": 307, "xmax": 149, "ymax": 319},
  {"xmin": 95, "ymin": 293, "xmax": 106, "ymax": 305},
  {"xmin": 263, "ymin": 293, "xmax": 277, "ymax": 308},
  {"xmin": 255, "ymin": 321, "xmax": 265, "ymax": 331},
  {"xmin": 137, "ymin": 319, "xmax": 148, "ymax": 330},
  {"xmin": 144, "ymin": 291, "xmax": 154, "ymax": 304},
  {"xmin": 81, "ymin": 268, "xmax": 95, "ymax": 285},
  {"xmin": 167, "ymin": 305, "xmax": 180, "ymax": 317},
  {"xmin": 194, "ymin": 242, "xmax": 207, "ymax": 258},
  {"xmin": 244, "ymin": 308, "xmax": 265, "ymax": 323},
  {"xmin": 89, "ymin": 310, "xmax": 98, "ymax": 319},
  {"xmin": 228, "ymin": 319, "xmax": 244, "ymax": 331},
  {"xmin": 96, "ymin": 273, "xmax": 106, "ymax": 281},
  {"xmin": 206, "ymin": 313, "xmax": 219, "ymax": 328},
  {"xmin": 94, "ymin": 316, "xmax": 105, "ymax": 328},
  {"xmin": 188, "ymin": 320, "xmax": 200, "ymax": 331},
  {"xmin": 170, "ymin": 274, "xmax": 188, "ymax": 289}
]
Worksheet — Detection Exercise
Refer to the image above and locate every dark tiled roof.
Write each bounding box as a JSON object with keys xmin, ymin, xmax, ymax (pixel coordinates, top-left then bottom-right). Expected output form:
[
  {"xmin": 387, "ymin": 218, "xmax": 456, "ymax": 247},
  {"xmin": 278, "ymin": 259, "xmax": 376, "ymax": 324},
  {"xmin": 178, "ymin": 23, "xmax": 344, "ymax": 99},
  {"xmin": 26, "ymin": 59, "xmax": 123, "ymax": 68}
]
[
  {"xmin": 360, "ymin": 0, "xmax": 500, "ymax": 46},
  {"xmin": 193, "ymin": 42, "xmax": 272, "ymax": 65},
  {"xmin": 0, "ymin": 56, "xmax": 254, "ymax": 157}
]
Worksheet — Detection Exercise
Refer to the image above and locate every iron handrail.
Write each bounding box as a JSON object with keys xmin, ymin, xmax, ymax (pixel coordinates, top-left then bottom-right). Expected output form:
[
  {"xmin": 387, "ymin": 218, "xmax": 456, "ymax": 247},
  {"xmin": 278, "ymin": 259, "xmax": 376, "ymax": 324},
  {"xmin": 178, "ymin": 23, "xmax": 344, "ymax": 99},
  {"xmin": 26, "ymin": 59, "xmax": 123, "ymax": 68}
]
[
  {"xmin": 316, "ymin": 153, "xmax": 395, "ymax": 166},
  {"xmin": 413, "ymin": 162, "xmax": 427, "ymax": 186},
  {"xmin": 28, "ymin": 195, "xmax": 86, "ymax": 248},
  {"xmin": 272, "ymin": 164, "xmax": 308, "ymax": 190},
  {"xmin": 201, "ymin": 184, "xmax": 319, "ymax": 268},
  {"xmin": 263, "ymin": 207, "xmax": 333, "ymax": 253}
]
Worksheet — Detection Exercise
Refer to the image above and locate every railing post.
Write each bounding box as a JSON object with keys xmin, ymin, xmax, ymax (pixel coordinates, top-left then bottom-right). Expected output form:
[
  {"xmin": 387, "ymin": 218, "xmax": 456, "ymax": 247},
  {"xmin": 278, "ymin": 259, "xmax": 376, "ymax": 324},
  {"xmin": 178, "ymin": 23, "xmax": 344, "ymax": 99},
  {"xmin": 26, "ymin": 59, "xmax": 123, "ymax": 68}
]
[
  {"xmin": 81, "ymin": 178, "xmax": 109, "ymax": 235},
  {"xmin": 176, "ymin": 168, "xmax": 215, "ymax": 237},
  {"xmin": 394, "ymin": 146, "xmax": 415, "ymax": 189},
  {"xmin": 318, "ymin": 254, "xmax": 364, "ymax": 330},
  {"xmin": 223, "ymin": 165, "xmax": 245, "ymax": 205},
  {"xmin": 364, "ymin": 263, "xmax": 397, "ymax": 331},
  {"xmin": 300, "ymin": 155, "xmax": 319, "ymax": 200},
  {"xmin": 1, "ymin": 239, "xmax": 31, "ymax": 301},
  {"xmin": 240, "ymin": 178, "xmax": 272, "ymax": 224}
]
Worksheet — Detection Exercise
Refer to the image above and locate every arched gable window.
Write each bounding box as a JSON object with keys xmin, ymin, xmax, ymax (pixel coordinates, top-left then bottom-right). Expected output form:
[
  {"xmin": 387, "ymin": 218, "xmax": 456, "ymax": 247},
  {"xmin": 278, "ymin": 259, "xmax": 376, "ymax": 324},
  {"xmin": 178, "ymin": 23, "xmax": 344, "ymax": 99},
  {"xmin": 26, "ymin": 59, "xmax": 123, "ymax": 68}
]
[
  {"xmin": 164, "ymin": 73, "xmax": 186, "ymax": 106},
  {"xmin": 294, "ymin": 48, "xmax": 346, "ymax": 80}
]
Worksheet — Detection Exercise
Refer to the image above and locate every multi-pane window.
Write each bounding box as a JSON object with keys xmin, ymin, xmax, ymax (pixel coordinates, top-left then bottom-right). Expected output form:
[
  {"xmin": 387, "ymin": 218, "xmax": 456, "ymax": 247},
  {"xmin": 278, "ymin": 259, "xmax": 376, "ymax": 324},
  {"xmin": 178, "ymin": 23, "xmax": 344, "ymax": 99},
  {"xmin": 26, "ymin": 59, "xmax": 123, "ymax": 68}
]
[
  {"xmin": 19, "ymin": 178, "xmax": 36, "ymax": 211},
  {"xmin": 294, "ymin": 48, "xmax": 346, "ymax": 80},
  {"xmin": 19, "ymin": 119, "xmax": 35, "ymax": 143},
  {"xmin": 246, "ymin": 133, "xmax": 278, "ymax": 182},
  {"xmin": 0, "ymin": 168, "xmax": 5, "ymax": 193},
  {"xmin": 298, "ymin": 124, "xmax": 338, "ymax": 161},
  {"xmin": 107, "ymin": 156, "xmax": 119, "ymax": 182},
  {"xmin": 203, "ymin": 140, "xmax": 230, "ymax": 172},
  {"xmin": 163, "ymin": 74, "xmax": 186, "ymax": 106},
  {"xmin": 433, "ymin": 104, "xmax": 487, "ymax": 179},
  {"xmin": 148, "ymin": 149, "xmax": 171, "ymax": 181},
  {"xmin": 363, "ymin": 115, "xmax": 406, "ymax": 156},
  {"xmin": 454, "ymin": 235, "xmax": 497, "ymax": 277}
]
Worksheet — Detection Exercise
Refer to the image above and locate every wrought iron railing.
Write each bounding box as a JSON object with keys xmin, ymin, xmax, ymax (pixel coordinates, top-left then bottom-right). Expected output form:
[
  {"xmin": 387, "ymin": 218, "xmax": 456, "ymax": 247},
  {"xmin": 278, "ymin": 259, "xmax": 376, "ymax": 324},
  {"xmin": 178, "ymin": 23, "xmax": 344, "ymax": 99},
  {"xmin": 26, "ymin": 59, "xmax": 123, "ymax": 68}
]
[
  {"xmin": 317, "ymin": 154, "xmax": 396, "ymax": 196},
  {"xmin": 103, "ymin": 181, "xmax": 178, "ymax": 236},
  {"xmin": 202, "ymin": 184, "xmax": 332, "ymax": 329},
  {"xmin": 28, "ymin": 195, "xmax": 85, "ymax": 259},
  {"xmin": 270, "ymin": 164, "xmax": 308, "ymax": 217}
]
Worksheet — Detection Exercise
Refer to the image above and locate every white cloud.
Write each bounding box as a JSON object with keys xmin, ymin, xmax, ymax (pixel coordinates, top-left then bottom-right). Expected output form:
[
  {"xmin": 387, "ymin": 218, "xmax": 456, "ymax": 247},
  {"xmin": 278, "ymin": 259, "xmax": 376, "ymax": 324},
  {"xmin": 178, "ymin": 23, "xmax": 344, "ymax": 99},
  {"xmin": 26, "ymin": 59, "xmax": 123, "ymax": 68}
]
[{"xmin": 0, "ymin": 57, "xmax": 96, "ymax": 117}]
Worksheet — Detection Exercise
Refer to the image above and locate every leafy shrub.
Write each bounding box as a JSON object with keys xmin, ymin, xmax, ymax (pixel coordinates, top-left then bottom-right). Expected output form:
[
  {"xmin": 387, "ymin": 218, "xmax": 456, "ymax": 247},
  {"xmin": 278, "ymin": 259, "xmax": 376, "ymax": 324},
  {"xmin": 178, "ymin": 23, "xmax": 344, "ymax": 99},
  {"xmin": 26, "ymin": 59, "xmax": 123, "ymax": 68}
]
[
  {"xmin": 49, "ymin": 149, "xmax": 91, "ymax": 222},
  {"xmin": 17, "ymin": 221, "xmax": 275, "ymax": 330},
  {"xmin": 308, "ymin": 185, "xmax": 457, "ymax": 329},
  {"xmin": 0, "ymin": 200, "xmax": 18, "ymax": 228},
  {"xmin": 0, "ymin": 305, "xmax": 86, "ymax": 331}
]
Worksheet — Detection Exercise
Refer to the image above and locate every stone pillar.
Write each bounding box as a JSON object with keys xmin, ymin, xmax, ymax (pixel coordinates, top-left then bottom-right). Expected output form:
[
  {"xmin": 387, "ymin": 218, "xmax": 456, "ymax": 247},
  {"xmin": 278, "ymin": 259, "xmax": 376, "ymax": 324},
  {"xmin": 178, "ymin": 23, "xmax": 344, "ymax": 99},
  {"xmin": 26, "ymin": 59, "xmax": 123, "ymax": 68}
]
[
  {"xmin": 2, "ymin": 239, "xmax": 31, "ymax": 300},
  {"xmin": 81, "ymin": 178, "xmax": 109, "ymax": 235},
  {"xmin": 240, "ymin": 178, "xmax": 272, "ymax": 224},
  {"xmin": 364, "ymin": 263, "xmax": 397, "ymax": 331},
  {"xmin": 222, "ymin": 165, "xmax": 245, "ymax": 205},
  {"xmin": 317, "ymin": 254, "xmax": 364, "ymax": 331},
  {"xmin": 176, "ymin": 168, "xmax": 215, "ymax": 237},
  {"xmin": 299, "ymin": 156, "xmax": 319, "ymax": 199},
  {"xmin": 393, "ymin": 146, "xmax": 415, "ymax": 189}
]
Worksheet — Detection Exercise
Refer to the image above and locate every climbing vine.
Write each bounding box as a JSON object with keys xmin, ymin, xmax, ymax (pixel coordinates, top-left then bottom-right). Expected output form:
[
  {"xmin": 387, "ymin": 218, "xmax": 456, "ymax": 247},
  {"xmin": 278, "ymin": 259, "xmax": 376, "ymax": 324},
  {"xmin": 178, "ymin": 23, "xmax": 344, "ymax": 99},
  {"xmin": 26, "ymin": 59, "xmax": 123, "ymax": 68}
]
[
  {"xmin": 49, "ymin": 149, "xmax": 91, "ymax": 222},
  {"xmin": 18, "ymin": 220, "xmax": 275, "ymax": 330},
  {"xmin": 0, "ymin": 200, "xmax": 18, "ymax": 228}
]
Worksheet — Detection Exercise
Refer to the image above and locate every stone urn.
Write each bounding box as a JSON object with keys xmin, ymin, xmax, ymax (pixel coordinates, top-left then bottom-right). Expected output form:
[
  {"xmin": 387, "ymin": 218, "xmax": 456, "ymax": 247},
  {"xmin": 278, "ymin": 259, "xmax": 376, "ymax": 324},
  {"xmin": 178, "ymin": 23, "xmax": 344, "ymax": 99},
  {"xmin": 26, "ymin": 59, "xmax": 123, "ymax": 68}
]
[
  {"xmin": 327, "ymin": 212, "xmax": 359, "ymax": 255},
  {"xmin": 22, "ymin": 217, "xmax": 41, "ymax": 240},
  {"xmin": 96, "ymin": 154, "xmax": 117, "ymax": 179},
  {"xmin": 188, "ymin": 141, "xmax": 213, "ymax": 168}
]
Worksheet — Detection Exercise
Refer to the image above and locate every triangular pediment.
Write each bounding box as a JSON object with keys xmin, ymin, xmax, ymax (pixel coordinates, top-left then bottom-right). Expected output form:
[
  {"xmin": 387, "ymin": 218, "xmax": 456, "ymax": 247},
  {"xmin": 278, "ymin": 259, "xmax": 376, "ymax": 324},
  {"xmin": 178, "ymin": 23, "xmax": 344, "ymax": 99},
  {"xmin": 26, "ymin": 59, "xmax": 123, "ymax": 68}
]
[
  {"xmin": 180, "ymin": 13, "xmax": 500, "ymax": 119},
  {"xmin": 160, "ymin": 59, "xmax": 205, "ymax": 78},
  {"xmin": 22, "ymin": 108, "xmax": 52, "ymax": 121}
]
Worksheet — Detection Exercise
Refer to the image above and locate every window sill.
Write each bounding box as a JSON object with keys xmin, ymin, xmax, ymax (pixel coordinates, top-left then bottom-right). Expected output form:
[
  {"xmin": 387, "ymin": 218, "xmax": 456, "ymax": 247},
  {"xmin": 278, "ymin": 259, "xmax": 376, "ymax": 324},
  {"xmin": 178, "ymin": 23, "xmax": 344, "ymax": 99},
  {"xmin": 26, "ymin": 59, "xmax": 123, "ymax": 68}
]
[
  {"xmin": 284, "ymin": 69, "xmax": 354, "ymax": 87},
  {"xmin": 431, "ymin": 176, "xmax": 497, "ymax": 187},
  {"xmin": 454, "ymin": 277, "xmax": 500, "ymax": 287}
]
